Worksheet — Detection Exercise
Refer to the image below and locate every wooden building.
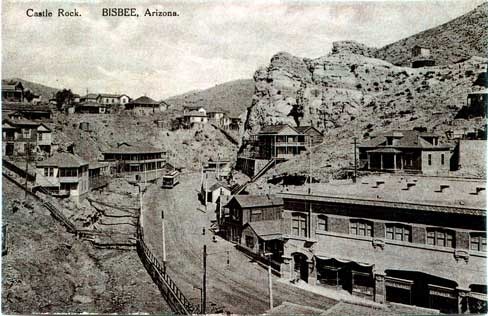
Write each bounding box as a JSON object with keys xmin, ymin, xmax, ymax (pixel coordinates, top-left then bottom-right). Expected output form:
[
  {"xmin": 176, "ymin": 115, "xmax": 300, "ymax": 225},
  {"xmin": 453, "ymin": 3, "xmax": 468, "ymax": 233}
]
[
  {"xmin": 219, "ymin": 195, "xmax": 283, "ymax": 246},
  {"xmin": 295, "ymin": 126, "xmax": 324, "ymax": 146},
  {"xmin": 101, "ymin": 142, "xmax": 166, "ymax": 182},
  {"xmin": 251, "ymin": 124, "xmax": 307, "ymax": 160},
  {"xmin": 125, "ymin": 96, "xmax": 166, "ymax": 115},
  {"xmin": 358, "ymin": 130, "xmax": 452, "ymax": 175},
  {"xmin": 35, "ymin": 153, "xmax": 89, "ymax": 198},
  {"xmin": 2, "ymin": 119, "xmax": 52, "ymax": 157},
  {"xmin": 2, "ymin": 80, "xmax": 24, "ymax": 103}
]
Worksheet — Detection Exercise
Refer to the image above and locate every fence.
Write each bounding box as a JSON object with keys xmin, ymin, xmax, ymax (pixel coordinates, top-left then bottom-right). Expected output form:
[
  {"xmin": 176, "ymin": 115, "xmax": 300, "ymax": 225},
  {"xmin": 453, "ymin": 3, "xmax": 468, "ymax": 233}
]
[
  {"xmin": 4, "ymin": 171, "xmax": 197, "ymax": 314},
  {"xmin": 136, "ymin": 226, "xmax": 199, "ymax": 315}
]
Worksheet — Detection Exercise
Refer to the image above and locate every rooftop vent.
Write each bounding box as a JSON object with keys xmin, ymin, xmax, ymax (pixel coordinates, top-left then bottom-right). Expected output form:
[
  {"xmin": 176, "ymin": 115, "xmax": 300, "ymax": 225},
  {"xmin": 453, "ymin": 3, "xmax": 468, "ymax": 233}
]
[
  {"xmin": 436, "ymin": 184, "xmax": 450, "ymax": 193},
  {"xmin": 402, "ymin": 182, "xmax": 416, "ymax": 191},
  {"xmin": 471, "ymin": 187, "xmax": 486, "ymax": 195},
  {"xmin": 373, "ymin": 180, "xmax": 385, "ymax": 188}
]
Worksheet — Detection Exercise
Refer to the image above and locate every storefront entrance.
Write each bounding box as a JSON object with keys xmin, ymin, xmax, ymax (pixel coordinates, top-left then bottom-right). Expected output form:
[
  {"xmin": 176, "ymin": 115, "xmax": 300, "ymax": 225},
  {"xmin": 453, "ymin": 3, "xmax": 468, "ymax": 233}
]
[
  {"xmin": 385, "ymin": 270, "xmax": 458, "ymax": 313},
  {"xmin": 292, "ymin": 253, "xmax": 309, "ymax": 282}
]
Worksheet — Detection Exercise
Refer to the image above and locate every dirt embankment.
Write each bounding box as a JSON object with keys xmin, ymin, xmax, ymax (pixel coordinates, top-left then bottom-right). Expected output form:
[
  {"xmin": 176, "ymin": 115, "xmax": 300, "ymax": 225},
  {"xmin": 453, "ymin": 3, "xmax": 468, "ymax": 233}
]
[{"xmin": 1, "ymin": 177, "xmax": 170, "ymax": 314}]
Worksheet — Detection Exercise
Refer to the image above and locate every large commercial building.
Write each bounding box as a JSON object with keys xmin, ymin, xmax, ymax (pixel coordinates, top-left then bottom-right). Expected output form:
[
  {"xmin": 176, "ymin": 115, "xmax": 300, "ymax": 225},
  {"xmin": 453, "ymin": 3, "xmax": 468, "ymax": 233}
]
[{"xmin": 275, "ymin": 176, "xmax": 486, "ymax": 314}]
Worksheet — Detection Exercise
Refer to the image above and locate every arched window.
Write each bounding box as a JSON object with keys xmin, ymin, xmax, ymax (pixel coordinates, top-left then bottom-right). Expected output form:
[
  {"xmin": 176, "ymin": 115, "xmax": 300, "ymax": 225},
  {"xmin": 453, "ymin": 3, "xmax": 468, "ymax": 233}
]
[{"xmin": 349, "ymin": 219, "xmax": 373, "ymax": 237}]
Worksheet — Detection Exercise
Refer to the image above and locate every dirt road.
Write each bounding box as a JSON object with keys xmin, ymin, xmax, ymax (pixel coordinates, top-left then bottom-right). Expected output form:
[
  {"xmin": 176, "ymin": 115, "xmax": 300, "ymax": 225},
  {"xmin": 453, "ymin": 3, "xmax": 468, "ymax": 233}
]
[{"xmin": 141, "ymin": 173, "xmax": 336, "ymax": 314}]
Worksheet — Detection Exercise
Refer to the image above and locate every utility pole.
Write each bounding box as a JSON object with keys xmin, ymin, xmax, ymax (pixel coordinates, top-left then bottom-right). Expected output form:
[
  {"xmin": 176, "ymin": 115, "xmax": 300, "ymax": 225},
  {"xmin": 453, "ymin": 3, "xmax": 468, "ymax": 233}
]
[
  {"xmin": 268, "ymin": 255, "xmax": 274, "ymax": 310},
  {"xmin": 161, "ymin": 210, "xmax": 166, "ymax": 264},
  {"xmin": 202, "ymin": 244, "xmax": 207, "ymax": 314},
  {"xmin": 204, "ymin": 172, "xmax": 208, "ymax": 212},
  {"xmin": 353, "ymin": 137, "xmax": 357, "ymax": 183},
  {"xmin": 308, "ymin": 137, "xmax": 312, "ymax": 239},
  {"xmin": 139, "ymin": 184, "xmax": 144, "ymax": 230}
]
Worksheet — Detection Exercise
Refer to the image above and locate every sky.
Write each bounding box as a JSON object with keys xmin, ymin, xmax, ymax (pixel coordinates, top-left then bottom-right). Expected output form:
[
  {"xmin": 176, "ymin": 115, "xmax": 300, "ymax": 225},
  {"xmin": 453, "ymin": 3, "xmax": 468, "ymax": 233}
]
[{"xmin": 1, "ymin": 0, "xmax": 485, "ymax": 99}]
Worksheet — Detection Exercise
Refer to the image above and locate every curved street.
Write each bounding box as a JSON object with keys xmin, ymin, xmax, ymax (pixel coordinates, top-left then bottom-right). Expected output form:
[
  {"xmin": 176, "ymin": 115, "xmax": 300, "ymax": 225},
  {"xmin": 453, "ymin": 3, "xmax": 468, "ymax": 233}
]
[{"xmin": 141, "ymin": 173, "xmax": 336, "ymax": 314}]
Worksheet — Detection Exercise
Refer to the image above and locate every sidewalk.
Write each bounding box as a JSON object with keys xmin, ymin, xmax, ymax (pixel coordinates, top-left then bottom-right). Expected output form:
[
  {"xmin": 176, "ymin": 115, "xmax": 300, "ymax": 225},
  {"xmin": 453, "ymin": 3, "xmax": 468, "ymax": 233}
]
[{"xmin": 276, "ymin": 278, "xmax": 386, "ymax": 309}]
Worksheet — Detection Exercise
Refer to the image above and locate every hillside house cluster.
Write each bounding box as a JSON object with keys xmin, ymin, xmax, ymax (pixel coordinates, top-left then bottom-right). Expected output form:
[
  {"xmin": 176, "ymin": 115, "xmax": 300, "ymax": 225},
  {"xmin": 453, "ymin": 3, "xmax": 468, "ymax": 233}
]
[
  {"xmin": 217, "ymin": 177, "xmax": 487, "ymax": 314},
  {"xmin": 176, "ymin": 105, "xmax": 241, "ymax": 130}
]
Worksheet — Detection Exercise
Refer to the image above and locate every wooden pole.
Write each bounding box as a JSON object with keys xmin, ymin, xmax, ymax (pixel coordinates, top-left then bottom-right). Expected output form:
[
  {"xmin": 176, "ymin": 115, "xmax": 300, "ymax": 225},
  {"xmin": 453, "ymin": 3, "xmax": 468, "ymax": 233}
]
[
  {"xmin": 353, "ymin": 137, "xmax": 357, "ymax": 183},
  {"xmin": 202, "ymin": 244, "xmax": 207, "ymax": 314},
  {"xmin": 161, "ymin": 210, "xmax": 166, "ymax": 263},
  {"xmin": 268, "ymin": 256, "xmax": 273, "ymax": 310}
]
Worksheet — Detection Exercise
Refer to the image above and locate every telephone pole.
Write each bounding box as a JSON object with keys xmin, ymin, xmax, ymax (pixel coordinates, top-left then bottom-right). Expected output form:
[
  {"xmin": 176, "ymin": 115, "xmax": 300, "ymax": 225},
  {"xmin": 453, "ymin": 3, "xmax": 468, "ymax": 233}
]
[
  {"xmin": 202, "ymin": 244, "xmax": 207, "ymax": 314},
  {"xmin": 353, "ymin": 137, "xmax": 357, "ymax": 183},
  {"xmin": 267, "ymin": 254, "xmax": 274, "ymax": 309},
  {"xmin": 161, "ymin": 210, "xmax": 166, "ymax": 264}
]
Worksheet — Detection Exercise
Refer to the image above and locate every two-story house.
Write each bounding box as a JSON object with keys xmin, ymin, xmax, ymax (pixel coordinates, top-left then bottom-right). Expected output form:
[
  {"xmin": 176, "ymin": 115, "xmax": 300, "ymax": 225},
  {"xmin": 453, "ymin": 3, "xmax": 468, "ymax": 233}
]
[
  {"xmin": 101, "ymin": 142, "xmax": 166, "ymax": 182},
  {"xmin": 252, "ymin": 124, "xmax": 307, "ymax": 160},
  {"xmin": 2, "ymin": 119, "xmax": 52, "ymax": 157},
  {"xmin": 35, "ymin": 153, "xmax": 89, "ymax": 199},
  {"xmin": 2, "ymin": 80, "xmax": 24, "ymax": 102},
  {"xmin": 219, "ymin": 195, "xmax": 284, "ymax": 257}
]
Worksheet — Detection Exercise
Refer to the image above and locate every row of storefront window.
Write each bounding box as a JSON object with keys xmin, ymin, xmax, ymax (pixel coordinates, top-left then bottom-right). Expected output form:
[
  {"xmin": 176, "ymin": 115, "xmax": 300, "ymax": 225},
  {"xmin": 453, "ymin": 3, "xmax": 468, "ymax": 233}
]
[{"xmin": 291, "ymin": 213, "xmax": 486, "ymax": 251}]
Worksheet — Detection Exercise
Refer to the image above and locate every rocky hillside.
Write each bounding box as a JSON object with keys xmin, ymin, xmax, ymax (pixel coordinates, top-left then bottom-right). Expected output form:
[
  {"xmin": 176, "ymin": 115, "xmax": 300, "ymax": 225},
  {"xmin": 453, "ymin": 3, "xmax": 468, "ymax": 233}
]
[
  {"xmin": 375, "ymin": 2, "xmax": 488, "ymax": 66},
  {"xmin": 245, "ymin": 51, "xmax": 486, "ymax": 180},
  {"xmin": 165, "ymin": 79, "xmax": 254, "ymax": 116},
  {"xmin": 2, "ymin": 178, "xmax": 169, "ymax": 313}
]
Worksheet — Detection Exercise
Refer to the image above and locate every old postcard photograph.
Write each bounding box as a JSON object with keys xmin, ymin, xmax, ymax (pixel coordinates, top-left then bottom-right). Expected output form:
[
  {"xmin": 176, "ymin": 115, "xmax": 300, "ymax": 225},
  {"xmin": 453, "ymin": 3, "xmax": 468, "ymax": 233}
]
[{"xmin": 1, "ymin": 0, "xmax": 487, "ymax": 314}]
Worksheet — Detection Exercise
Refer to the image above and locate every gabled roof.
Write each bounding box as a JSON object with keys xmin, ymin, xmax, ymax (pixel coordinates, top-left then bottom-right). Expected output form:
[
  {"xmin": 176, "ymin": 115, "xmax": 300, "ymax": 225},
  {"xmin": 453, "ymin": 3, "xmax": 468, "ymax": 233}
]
[
  {"xmin": 208, "ymin": 181, "xmax": 231, "ymax": 192},
  {"xmin": 359, "ymin": 130, "xmax": 450, "ymax": 149},
  {"xmin": 295, "ymin": 126, "xmax": 323, "ymax": 135},
  {"xmin": 258, "ymin": 124, "xmax": 299, "ymax": 135},
  {"xmin": 130, "ymin": 96, "xmax": 159, "ymax": 105},
  {"xmin": 37, "ymin": 153, "xmax": 88, "ymax": 168},
  {"xmin": 227, "ymin": 195, "xmax": 283, "ymax": 209},
  {"xmin": 245, "ymin": 220, "xmax": 282, "ymax": 240},
  {"xmin": 2, "ymin": 118, "xmax": 51, "ymax": 131}
]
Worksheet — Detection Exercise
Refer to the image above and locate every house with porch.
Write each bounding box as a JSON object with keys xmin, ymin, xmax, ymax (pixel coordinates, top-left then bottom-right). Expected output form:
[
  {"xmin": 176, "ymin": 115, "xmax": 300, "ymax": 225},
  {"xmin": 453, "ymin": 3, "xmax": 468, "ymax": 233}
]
[
  {"xmin": 75, "ymin": 101, "xmax": 107, "ymax": 114},
  {"xmin": 181, "ymin": 111, "xmax": 208, "ymax": 128},
  {"xmin": 125, "ymin": 96, "xmax": 166, "ymax": 115},
  {"xmin": 358, "ymin": 130, "xmax": 452, "ymax": 175},
  {"xmin": 2, "ymin": 103, "xmax": 52, "ymax": 121},
  {"xmin": 101, "ymin": 142, "xmax": 166, "ymax": 182},
  {"xmin": 35, "ymin": 153, "xmax": 89, "ymax": 198},
  {"xmin": 252, "ymin": 124, "xmax": 307, "ymax": 160},
  {"xmin": 276, "ymin": 175, "xmax": 486, "ymax": 314}
]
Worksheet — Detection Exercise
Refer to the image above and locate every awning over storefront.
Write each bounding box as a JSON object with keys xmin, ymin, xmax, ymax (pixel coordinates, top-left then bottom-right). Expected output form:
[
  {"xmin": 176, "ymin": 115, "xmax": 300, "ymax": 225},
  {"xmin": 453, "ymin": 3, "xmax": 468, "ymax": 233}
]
[{"xmin": 314, "ymin": 254, "xmax": 373, "ymax": 267}]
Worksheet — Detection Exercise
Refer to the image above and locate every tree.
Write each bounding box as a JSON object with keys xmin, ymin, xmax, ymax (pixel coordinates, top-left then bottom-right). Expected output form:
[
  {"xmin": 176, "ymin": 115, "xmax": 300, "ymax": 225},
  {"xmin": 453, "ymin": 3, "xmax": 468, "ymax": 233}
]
[{"xmin": 55, "ymin": 89, "xmax": 74, "ymax": 111}]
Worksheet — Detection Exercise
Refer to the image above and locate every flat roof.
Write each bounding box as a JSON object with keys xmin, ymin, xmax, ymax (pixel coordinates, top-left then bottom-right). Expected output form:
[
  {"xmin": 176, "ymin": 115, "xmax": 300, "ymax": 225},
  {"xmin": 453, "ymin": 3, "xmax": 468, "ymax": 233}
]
[{"xmin": 278, "ymin": 175, "xmax": 486, "ymax": 215}]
